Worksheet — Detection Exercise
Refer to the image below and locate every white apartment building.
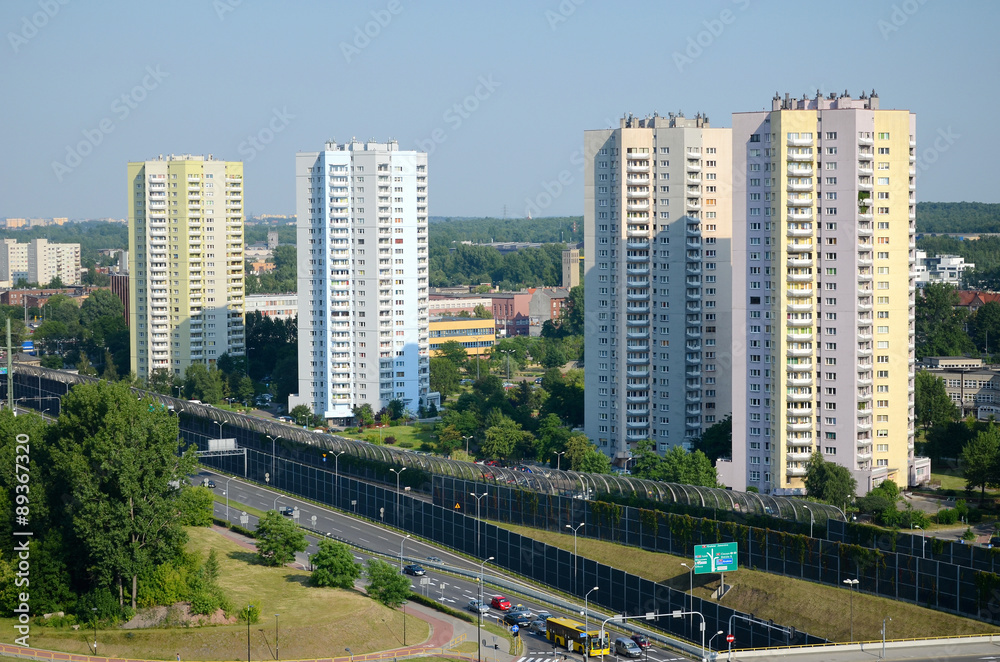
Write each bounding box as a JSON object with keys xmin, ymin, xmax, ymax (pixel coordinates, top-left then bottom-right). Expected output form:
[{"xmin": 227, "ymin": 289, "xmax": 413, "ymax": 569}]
[
  {"xmin": 723, "ymin": 91, "xmax": 916, "ymax": 496},
  {"xmin": 27, "ymin": 238, "xmax": 82, "ymax": 286},
  {"xmin": 912, "ymin": 251, "xmax": 973, "ymax": 287},
  {"xmin": 584, "ymin": 113, "xmax": 733, "ymax": 464},
  {"xmin": 290, "ymin": 140, "xmax": 430, "ymax": 422},
  {"xmin": 127, "ymin": 155, "xmax": 246, "ymax": 378},
  {"xmin": 245, "ymin": 293, "xmax": 298, "ymax": 320},
  {"xmin": 0, "ymin": 239, "xmax": 29, "ymax": 284}
]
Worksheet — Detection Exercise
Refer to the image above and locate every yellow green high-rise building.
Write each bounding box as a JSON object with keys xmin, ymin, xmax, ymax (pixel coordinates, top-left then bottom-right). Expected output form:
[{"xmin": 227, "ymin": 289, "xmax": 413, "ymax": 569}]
[{"xmin": 127, "ymin": 155, "xmax": 245, "ymax": 379}]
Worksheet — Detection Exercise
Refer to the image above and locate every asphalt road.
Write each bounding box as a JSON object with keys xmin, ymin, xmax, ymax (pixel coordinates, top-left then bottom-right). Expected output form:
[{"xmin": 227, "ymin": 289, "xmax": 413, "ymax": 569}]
[{"xmin": 199, "ymin": 468, "xmax": 695, "ymax": 662}]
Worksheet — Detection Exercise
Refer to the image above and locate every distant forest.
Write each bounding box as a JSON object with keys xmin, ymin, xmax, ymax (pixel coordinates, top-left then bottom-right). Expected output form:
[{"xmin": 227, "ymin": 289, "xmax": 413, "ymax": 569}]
[
  {"xmin": 0, "ymin": 221, "xmax": 128, "ymax": 268},
  {"xmin": 915, "ymin": 202, "xmax": 1000, "ymax": 233}
]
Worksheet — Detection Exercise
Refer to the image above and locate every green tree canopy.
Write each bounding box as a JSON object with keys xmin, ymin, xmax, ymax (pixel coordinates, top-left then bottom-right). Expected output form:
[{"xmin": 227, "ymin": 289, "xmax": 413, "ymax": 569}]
[
  {"xmin": 255, "ymin": 510, "xmax": 308, "ymax": 567},
  {"xmin": 914, "ymin": 283, "xmax": 975, "ymax": 358},
  {"xmin": 80, "ymin": 289, "xmax": 124, "ymax": 327},
  {"xmin": 310, "ymin": 539, "xmax": 362, "ymax": 589},
  {"xmin": 804, "ymin": 451, "xmax": 857, "ymax": 509},
  {"xmin": 694, "ymin": 415, "xmax": 732, "ymax": 461},
  {"xmin": 481, "ymin": 416, "xmax": 534, "ymax": 460},
  {"xmin": 364, "ymin": 558, "xmax": 411, "ymax": 607},
  {"xmin": 914, "ymin": 370, "xmax": 957, "ymax": 430},
  {"xmin": 961, "ymin": 427, "xmax": 1000, "ymax": 505},
  {"xmin": 430, "ymin": 357, "xmax": 460, "ymax": 398}
]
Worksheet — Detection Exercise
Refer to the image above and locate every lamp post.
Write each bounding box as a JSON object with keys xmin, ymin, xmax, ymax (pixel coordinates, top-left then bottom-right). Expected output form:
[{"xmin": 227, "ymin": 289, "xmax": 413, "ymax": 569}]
[
  {"xmin": 462, "ymin": 435, "xmax": 473, "ymax": 455},
  {"xmin": 273, "ymin": 495, "xmax": 282, "ymax": 510},
  {"xmin": 399, "ymin": 534, "xmax": 411, "ymax": 571},
  {"xmin": 555, "ymin": 451, "xmax": 566, "ymax": 472},
  {"xmin": 174, "ymin": 385, "xmax": 183, "ymax": 399},
  {"xmin": 274, "ymin": 613, "xmax": 279, "ymax": 662},
  {"xmin": 266, "ymin": 434, "xmax": 280, "ymax": 487},
  {"xmin": 671, "ymin": 610, "xmax": 706, "ymax": 662},
  {"xmin": 708, "ymin": 630, "xmax": 725, "ymax": 655},
  {"xmin": 246, "ymin": 604, "xmax": 253, "ymax": 662},
  {"xmin": 808, "ymin": 507, "xmax": 815, "ymax": 539},
  {"xmin": 843, "ymin": 578, "xmax": 859, "ymax": 642},
  {"xmin": 345, "ymin": 648, "xmax": 352, "ymax": 662},
  {"xmin": 333, "ymin": 449, "xmax": 346, "ymax": 495},
  {"xmin": 478, "ymin": 556, "xmax": 494, "ymax": 662},
  {"xmin": 214, "ymin": 420, "xmax": 225, "ymax": 439},
  {"xmin": 224, "ymin": 476, "xmax": 233, "ymax": 522},
  {"xmin": 912, "ymin": 523, "xmax": 925, "ymax": 558},
  {"xmin": 390, "ymin": 467, "xmax": 407, "ymax": 524},
  {"xmin": 471, "ymin": 491, "xmax": 488, "ymax": 557},
  {"xmin": 681, "ymin": 562, "xmax": 695, "ymax": 631},
  {"xmin": 566, "ymin": 522, "xmax": 585, "ymax": 591},
  {"xmin": 91, "ymin": 607, "xmax": 97, "ymax": 654},
  {"xmin": 584, "ymin": 586, "xmax": 599, "ymax": 635},
  {"xmin": 880, "ymin": 616, "xmax": 892, "ymax": 659},
  {"xmin": 402, "ymin": 599, "xmax": 407, "ymax": 646}
]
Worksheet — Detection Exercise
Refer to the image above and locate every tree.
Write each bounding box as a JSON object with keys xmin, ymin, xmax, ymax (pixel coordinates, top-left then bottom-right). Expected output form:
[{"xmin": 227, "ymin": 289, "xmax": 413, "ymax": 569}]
[
  {"xmin": 971, "ymin": 301, "xmax": 1000, "ymax": 353},
  {"xmin": 75, "ymin": 353, "xmax": 96, "ymax": 375},
  {"xmin": 48, "ymin": 381, "xmax": 197, "ymax": 608},
  {"xmin": 353, "ymin": 403, "xmax": 375, "ymax": 428},
  {"xmin": 290, "ymin": 404, "xmax": 314, "ymax": 426},
  {"xmin": 961, "ymin": 427, "xmax": 1000, "ymax": 505},
  {"xmin": 429, "ymin": 357, "xmax": 460, "ymax": 397},
  {"xmin": 914, "ymin": 283, "xmax": 975, "ymax": 358},
  {"xmin": 694, "ymin": 415, "xmax": 732, "ymax": 461},
  {"xmin": 237, "ymin": 375, "xmax": 256, "ymax": 405},
  {"xmin": 101, "ymin": 350, "xmax": 118, "ymax": 380},
  {"xmin": 364, "ymin": 558, "xmax": 411, "ymax": 607},
  {"xmin": 387, "ymin": 399, "xmax": 405, "ymax": 420},
  {"xmin": 80, "ymin": 289, "xmax": 124, "ymax": 327},
  {"xmin": 915, "ymin": 370, "xmax": 957, "ymax": 430},
  {"xmin": 473, "ymin": 303, "xmax": 492, "ymax": 319},
  {"xmin": 435, "ymin": 340, "xmax": 470, "ymax": 374},
  {"xmin": 804, "ymin": 451, "xmax": 857, "ymax": 509},
  {"xmin": 310, "ymin": 539, "xmax": 362, "ymax": 589},
  {"xmin": 559, "ymin": 285, "xmax": 585, "ymax": 336},
  {"xmin": 177, "ymin": 486, "xmax": 214, "ymax": 526},
  {"xmin": 255, "ymin": 510, "xmax": 308, "ymax": 567},
  {"xmin": 436, "ymin": 424, "xmax": 464, "ymax": 455},
  {"xmin": 564, "ymin": 434, "xmax": 611, "ymax": 473},
  {"xmin": 658, "ymin": 446, "xmax": 718, "ymax": 487},
  {"xmin": 184, "ymin": 363, "xmax": 224, "ymax": 404},
  {"xmin": 481, "ymin": 416, "xmax": 533, "ymax": 460}
]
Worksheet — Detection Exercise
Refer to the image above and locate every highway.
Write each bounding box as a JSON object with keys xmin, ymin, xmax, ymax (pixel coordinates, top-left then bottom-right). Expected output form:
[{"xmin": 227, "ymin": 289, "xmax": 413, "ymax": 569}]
[{"xmin": 199, "ymin": 468, "xmax": 694, "ymax": 662}]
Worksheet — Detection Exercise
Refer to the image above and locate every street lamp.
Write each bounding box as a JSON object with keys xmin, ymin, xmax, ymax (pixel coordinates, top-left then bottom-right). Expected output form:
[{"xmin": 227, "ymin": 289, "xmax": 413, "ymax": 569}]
[
  {"xmin": 880, "ymin": 616, "xmax": 892, "ymax": 659},
  {"xmin": 555, "ymin": 451, "xmax": 566, "ymax": 472},
  {"xmin": 224, "ymin": 476, "xmax": 234, "ymax": 522},
  {"xmin": 912, "ymin": 523, "xmax": 925, "ymax": 558},
  {"xmin": 390, "ymin": 467, "xmax": 407, "ymax": 524},
  {"xmin": 215, "ymin": 420, "xmax": 225, "ymax": 439},
  {"xmin": 566, "ymin": 522, "xmax": 585, "ymax": 591},
  {"xmin": 345, "ymin": 648, "xmax": 352, "ymax": 662},
  {"xmin": 333, "ymin": 450, "xmax": 346, "ymax": 493},
  {"xmin": 174, "ymin": 385, "xmax": 183, "ymax": 399},
  {"xmin": 708, "ymin": 630, "xmax": 725, "ymax": 654},
  {"xmin": 843, "ymin": 578, "xmax": 859, "ymax": 642},
  {"xmin": 584, "ymin": 586, "xmax": 599, "ymax": 635},
  {"xmin": 462, "ymin": 435, "xmax": 473, "ymax": 455},
  {"xmin": 671, "ymin": 610, "xmax": 706, "ymax": 662},
  {"xmin": 478, "ymin": 555, "xmax": 494, "ymax": 662},
  {"xmin": 275, "ymin": 614, "xmax": 279, "ymax": 662},
  {"xmin": 266, "ymin": 434, "xmax": 280, "ymax": 487},
  {"xmin": 91, "ymin": 607, "xmax": 97, "ymax": 654},
  {"xmin": 681, "ymin": 562, "xmax": 695, "ymax": 630},
  {"xmin": 273, "ymin": 495, "xmax": 282, "ymax": 510},
  {"xmin": 808, "ymin": 507, "xmax": 815, "ymax": 539},
  {"xmin": 399, "ymin": 533, "xmax": 411, "ymax": 571},
  {"xmin": 471, "ymin": 491, "xmax": 488, "ymax": 557}
]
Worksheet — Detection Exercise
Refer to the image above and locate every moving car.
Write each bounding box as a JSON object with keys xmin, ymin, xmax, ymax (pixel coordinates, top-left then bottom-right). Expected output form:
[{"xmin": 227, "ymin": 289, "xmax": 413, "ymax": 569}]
[
  {"xmin": 279, "ymin": 506, "xmax": 294, "ymax": 516},
  {"xmin": 402, "ymin": 564, "xmax": 425, "ymax": 576},
  {"xmin": 504, "ymin": 612, "xmax": 533, "ymax": 626},
  {"xmin": 426, "ymin": 556, "xmax": 443, "ymax": 563},
  {"xmin": 630, "ymin": 634, "xmax": 651, "ymax": 649},
  {"xmin": 508, "ymin": 605, "xmax": 533, "ymax": 618},
  {"xmin": 529, "ymin": 619, "xmax": 548, "ymax": 635},
  {"xmin": 467, "ymin": 599, "xmax": 490, "ymax": 615},
  {"xmin": 490, "ymin": 595, "xmax": 512, "ymax": 611},
  {"xmin": 205, "ymin": 479, "xmax": 216, "ymax": 489},
  {"xmin": 615, "ymin": 637, "xmax": 643, "ymax": 658}
]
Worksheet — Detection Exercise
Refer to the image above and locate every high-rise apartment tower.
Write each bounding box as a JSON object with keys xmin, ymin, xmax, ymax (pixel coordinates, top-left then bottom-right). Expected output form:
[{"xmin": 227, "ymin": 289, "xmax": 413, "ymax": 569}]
[
  {"xmin": 584, "ymin": 113, "xmax": 733, "ymax": 464},
  {"xmin": 291, "ymin": 140, "xmax": 430, "ymax": 421},
  {"xmin": 724, "ymin": 91, "xmax": 916, "ymax": 495},
  {"xmin": 127, "ymin": 155, "xmax": 246, "ymax": 378}
]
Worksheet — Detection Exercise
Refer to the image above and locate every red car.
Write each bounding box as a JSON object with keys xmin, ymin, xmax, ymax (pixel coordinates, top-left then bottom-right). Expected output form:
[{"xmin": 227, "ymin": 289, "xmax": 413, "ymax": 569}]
[
  {"xmin": 631, "ymin": 634, "xmax": 651, "ymax": 649},
  {"xmin": 491, "ymin": 595, "xmax": 512, "ymax": 611}
]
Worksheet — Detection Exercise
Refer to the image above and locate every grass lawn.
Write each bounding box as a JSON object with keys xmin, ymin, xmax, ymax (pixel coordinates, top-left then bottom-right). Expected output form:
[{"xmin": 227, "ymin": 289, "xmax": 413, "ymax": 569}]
[
  {"xmin": 0, "ymin": 526, "xmax": 428, "ymax": 660},
  {"xmin": 341, "ymin": 424, "xmax": 436, "ymax": 450},
  {"xmin": 493, "ymin": 521, "xmax": 998, "ymax": 643}
]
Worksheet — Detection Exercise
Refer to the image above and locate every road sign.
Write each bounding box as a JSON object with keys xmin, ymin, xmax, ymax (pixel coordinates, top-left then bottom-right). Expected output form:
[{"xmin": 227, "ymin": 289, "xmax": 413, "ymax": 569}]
[
  {"xmin": 511, "ymin": 624, "xmax": 519, "ymax": 634},
  {"xmin": 694, "ymin": 542, "xmax": 738, "ymax": 574},
  {"xmin": 726, "ymin": 634, "xmax": 734, "ymax": 643}
]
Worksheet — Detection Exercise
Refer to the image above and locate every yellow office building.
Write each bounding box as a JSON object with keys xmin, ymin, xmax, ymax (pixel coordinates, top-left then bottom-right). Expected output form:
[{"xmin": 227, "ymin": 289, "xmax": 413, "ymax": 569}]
[
  {"xmin": 128, "ymin": 155, "xmax": 246, "ymax": 378},
  {"xmin": 429, "ymin": 317, "xmax": 495, "ymax": 357}
]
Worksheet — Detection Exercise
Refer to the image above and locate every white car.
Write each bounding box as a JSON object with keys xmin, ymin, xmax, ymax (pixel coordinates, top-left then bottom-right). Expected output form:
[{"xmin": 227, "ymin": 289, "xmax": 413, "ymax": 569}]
[{"xmin": 467, "ymin": 600, "xmax": 490, "ymax": 615}]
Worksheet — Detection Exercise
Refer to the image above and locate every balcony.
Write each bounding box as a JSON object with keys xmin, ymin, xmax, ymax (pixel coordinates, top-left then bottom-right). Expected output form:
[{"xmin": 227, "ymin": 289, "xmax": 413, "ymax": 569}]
[
  {"xmin": 626, "ymin": 317, "xmax": 648, "ymax": 327},
  {"xmin": 786, "ymin": 363, "xmax": 812, "ymax": 373},
  {"xmin": 787, "ymin": 330, "xmax": 814, "ymax": 342},
  {"xmin": 786, "ymin": 466, "xmax": 808, "ymax": 477},
  {"xmin": 627, "ymin": 240, "xmax": 650, "ymax": 250},
  {"xmin": 857, "ymin": 165, "xmax": 874, "ymax": 176},
  {"xmin": 787, "ymin": 374, "xmax": 813, "ymax": 387},
  {"xmin": 626, "ymin": 368, "xmax": 650, "ymax": 378},
  {"xmin": 787, "ymin": 451, "xmax": 813, "ymax": 462},
  {"xmin": 627, "ymin": 163, "xmax": 649, "ymax": 174},
  {"xmin": 787, "ymin": 346, "xmax": 812, "ymax": 357},
  {"xmin": 787, "ymin": 225, "xmax": 813, "ymax": 236},
  {"xmin": 626, "ymin": 151, "xmax": 650, "ymax": 160},
  {"xmin": 627, "ymin": 229, "xmax": 649, "ymax": 238},
  {"xmin": 787, "ymin": 136, "xmax": 814, "ymax": 147},
  {"xmin": 787, "ymin": 436, "xmax": 813, "ymax": 447},
  {"xmin": 686, "ymin": 200, "xmax": 702, "ymax": 211},
  {"xmin": 686, "ymin": 392, "xmax": 702, "ymax": 403},
  {"xmin": 858, "ymin": 135, "xmax": 874, "ymax": 146},
  {"xmin": 686, "ymin": 302, "xmax": 702, "ymax": 313},
  {"xmin": 686, "ymin": 239, "xmax": 702, "ymax": 249},
  {"xmin": 626, "ymin": 201, "xmax": 650, "ymax": 212},
  {"xmin": 858, "ymin": 211, "xmax": 873, "ymax": 221},
  {"xmin": 858, "ymin": 299, "xmax": 873, "ymax": 311},
  {"xmin": 787, "ymin": 301, "xmax": 813, "ymax": 313},
  {"xmin": 857, "ymin": 255, "xmax": 873, "ymax": 266},
  {"xmin": 858, "ymin": 224, "xmax": 873, "ymax": 236},
  {"xmin": 788, "ymin": 195, "xmax": 814, "ymax": 207},
  {"xmin": 787, "ymin": 241, "xmax": 814, "ymax": 253},
  {"xmin": 626, "ymin": 176, "xmax": 649, "ymax": 185},
  {"xmin": 686, "ymin": 263, "xmax": 702, "ymax": 275},
  {"xmin": 909, "ymin": 166, "xmax": 917, "ymax": 176},
  {"xmin": 857, "ymin": 346, "xmax": 873, "ymax": 357},
  {"xmin": 788, "ymin": 164, "xmax": 813, "ymax": 177},
  {"xmin": 626, "ymin": 419, "xmax": 648, "ymax": 429},
  {"xmin": 858, "ymin": 179, "xmax": 874, "ymax": 191},
  {"xmin": 686, "ymin": 161, "xmax": 702, "ymax": 172},
  {"xmin": 628, "ymin": 278, "xmax": 650, "ymax": 289},
  {"xmin": 627, "ymin": 291, "xmax": 650, "ymax": 301},
  {"xmin": 857, "ymin": 376, "xmax": 873, "ymax": 387},
  {"xmin": 787, "ymin": 150, "xmax": 814, "ymax": 162},
  {"xmin": 626, "ymin": 189, "xmax": 648, "ymax": 199},
  {"xmin": 627, "ymin": 330, "xmax": 649, "ymax": 340},
  {"xmin": 687, "ymin": 148, "xmax": 701, "ymax": 158},
  {"xmin": 788, "ymin": 256, "xmax": 813, "ymax": 267},
  {"xmin": 686, "ymin": 290, "xmax": 702, "ymax": 301},
  {"xmin": 787, "ymin": 287, "xmax": 814, "ymax": 298},
  {"xmin": 627, "ymin": 265, "xmax": 650, "ymax": 275},
  {"xmin": 857, "ymin": 452, "xmax": 873, "ymax": 462},
  {"xmin": 627, "ymin": 304, "xmax": 650, "ymax": 314},
  {"xmin": 686, "ymin": 355, "xmax": 702, "ymax": 365},
  {"xmin": 627, "ymin": 395, "xmax": 649, "ymax": 404},
  {"xmin": 687, "ymin": 174, "xmax": 702, "ymax": 185},
  {"xmin": 627, "ymin": 355, "xmax": 650, "ymax": 366},
  {"xmin": 787, "ymin": 315, "xmax": 812, "ymax": 327}
]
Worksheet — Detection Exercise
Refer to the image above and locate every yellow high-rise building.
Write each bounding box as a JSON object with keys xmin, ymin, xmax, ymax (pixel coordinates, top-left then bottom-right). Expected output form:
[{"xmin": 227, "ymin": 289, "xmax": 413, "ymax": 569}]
[{"xmin": 127, "ymin": 155, "xmax": 245, "ymax": 379}]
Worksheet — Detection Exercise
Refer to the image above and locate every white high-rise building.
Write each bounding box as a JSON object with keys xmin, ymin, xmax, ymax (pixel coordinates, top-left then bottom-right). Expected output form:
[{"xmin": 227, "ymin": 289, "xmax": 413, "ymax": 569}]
[
  {"xmin": 584, "ymin": 113, "xmax": 733, "ymax": 464},
  {"xmin": 0, "ymin": 239, "xmax": 29, "ymax": 284},
  {"xmin": 723, "ymin": 91, "xmax": 916, "ymax": 496},
  {"xmin": 127, "ymin": 155, "xmax": 246, "ymax": 378},
  {"xmin": 291, "ymin": 140, "xmax": 430, "ymax": 421},
  {"xmin": 27, "ymin": 238, "xmax": 81, "ymax": 286}
]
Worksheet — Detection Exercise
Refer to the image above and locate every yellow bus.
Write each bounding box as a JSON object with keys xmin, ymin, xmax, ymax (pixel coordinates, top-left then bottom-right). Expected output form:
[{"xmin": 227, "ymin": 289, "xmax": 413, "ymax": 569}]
[{"xmin": 545, "ymin": 617, "xmax": 611, "ymax": 656}]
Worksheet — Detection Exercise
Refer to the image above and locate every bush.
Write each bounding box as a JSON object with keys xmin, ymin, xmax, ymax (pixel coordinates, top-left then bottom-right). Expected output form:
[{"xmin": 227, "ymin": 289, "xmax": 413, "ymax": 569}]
[
  {"xmin": 938, "ymin": 508, "xmax": 958, "ymax": 524},
  {"xmin": 239, "ymin": 602, "xmax": 262, "ymax": 624},
  {"xmin": 962, "ymin": 526, "xmax": 977, "ymax": 541},
  {"xmin": 408, "ymin": 593, "xmax": 475, "ymax": 623},
  {"xmin": 178, "ymin": 486, "xmax": 215, "ymax": 526},
  {"xmin": 384, "ymin": 436, "xmax": 397, "ymax": 445}
]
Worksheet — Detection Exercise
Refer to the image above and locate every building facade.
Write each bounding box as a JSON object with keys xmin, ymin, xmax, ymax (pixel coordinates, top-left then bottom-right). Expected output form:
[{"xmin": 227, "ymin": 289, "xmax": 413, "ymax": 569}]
[
  {"xmin": 291, "ymin": 140, "xmax": 429, "ymax": 421},
  {"xmin": 127, "ymin": 155, "xmax": 246, "ymax": 378},
  {"xmin": 27, "ymin": 238, "xmax": 81, "ymax": 286},
  {"xmin": 584, "ymin": 112, "xmax": 734, "ymax": 464},
  {"xmin": 245, "ymin": 293, "xmax": 298, "ymax": 320},
  {"xmin": 562, "ymin": 248, "xmax": 581, "ymax": 288},
  {"xmin": 726, "ymin": 91, "xmax": 916, "ymax": 496},
  {"xmin": 429, "ymin": 317, "xmax": 495, "ymax": 356},
  {"xmin": 0, "ymin": 239, "xmax": 28, "ymax": 284}
]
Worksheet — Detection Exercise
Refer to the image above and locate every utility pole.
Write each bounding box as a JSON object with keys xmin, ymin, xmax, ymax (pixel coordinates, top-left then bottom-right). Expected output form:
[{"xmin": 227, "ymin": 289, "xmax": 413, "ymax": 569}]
[{"xmin": 6, "ymin": 318, "xmax": 12, "ymax": 412}]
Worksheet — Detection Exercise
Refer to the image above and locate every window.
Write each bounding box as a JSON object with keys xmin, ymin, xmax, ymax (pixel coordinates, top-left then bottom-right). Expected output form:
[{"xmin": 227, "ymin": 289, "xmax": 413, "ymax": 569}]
[
  {"xmin": 825, "ymin": 162, "xmax": 837, "ymax": 170},
  {"xmin": 825, "ymin": 132, "xmax": 837, "ymax": 140},
  {"xmin": 878, "ymin": 177, "xmax": 889, "ymax": 185},
  {"xmin": 878, "ymin": 132, "xmax": 890, "ymax": 140},
  {"xmin": 878, "ymin": 147, "xmax": 891, "ymax": 155},
  {"xmin": 877, "ymin": 443, "xmax": 889, "ymax": 452}
]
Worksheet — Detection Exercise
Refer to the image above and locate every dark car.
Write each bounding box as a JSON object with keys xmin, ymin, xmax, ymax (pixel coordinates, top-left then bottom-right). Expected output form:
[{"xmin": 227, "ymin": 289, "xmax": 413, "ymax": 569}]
[
  {"xmin": 206, "ymin": 480, "xmax": 216, "ymax": 488},
  {"xmin": 279, "ymin": 506, "xmax": 294, "ymax": 516},
  {"xmin": 426, "ymin": 556, "xmax": 443, "ymax": 563},
  {"xmin": 504, "ymin": 612, "xmax": 533, "ymax": 626},
  {"xmin": 508, "ymin": 605, "xmax": 533, "ymax": 618},
  {"xmin": 631, "ymin": 634, "xmax": 651, "ymax": 649},
  {"xmin": 402, "ymin": 564, "xmax": 425, "ymax": 576}
]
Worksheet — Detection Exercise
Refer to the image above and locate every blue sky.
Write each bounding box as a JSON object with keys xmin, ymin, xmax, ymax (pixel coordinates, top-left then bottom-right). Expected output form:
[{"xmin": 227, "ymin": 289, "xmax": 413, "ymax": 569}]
[{"xmin": 2, "ymin": 0, "xmax": 997, "ymax": 219}]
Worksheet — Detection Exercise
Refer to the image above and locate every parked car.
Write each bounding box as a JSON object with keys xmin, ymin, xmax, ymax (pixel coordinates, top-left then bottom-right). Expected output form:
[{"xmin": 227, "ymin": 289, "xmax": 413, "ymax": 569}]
[
  {"xmin": 490, "ymin": 595, "xmax": 512, "ymax": 611},
  {"xmin": 467, "ymin": 599, "xmax": 490, "ymax": 615},
  {"xmin": 529, "ymin": 619, "xmax": 548, "ymax": 635},
  {"xmin": 630, "ymin": 634, "xmax": 651, "ymax": 649},
  {"xmin": 402, "ymin": 564, "xmax": 425, "ymax": 576},
  {"xmin": 615, "ymin": 637, "xmax": 643, "ymax": 658}
]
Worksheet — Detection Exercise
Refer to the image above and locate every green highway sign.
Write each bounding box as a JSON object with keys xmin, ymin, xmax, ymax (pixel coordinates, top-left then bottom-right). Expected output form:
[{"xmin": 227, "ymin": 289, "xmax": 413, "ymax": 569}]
[{"xmin": 694, "ymin": 542, "xmax": 738, "ymax": 574}]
